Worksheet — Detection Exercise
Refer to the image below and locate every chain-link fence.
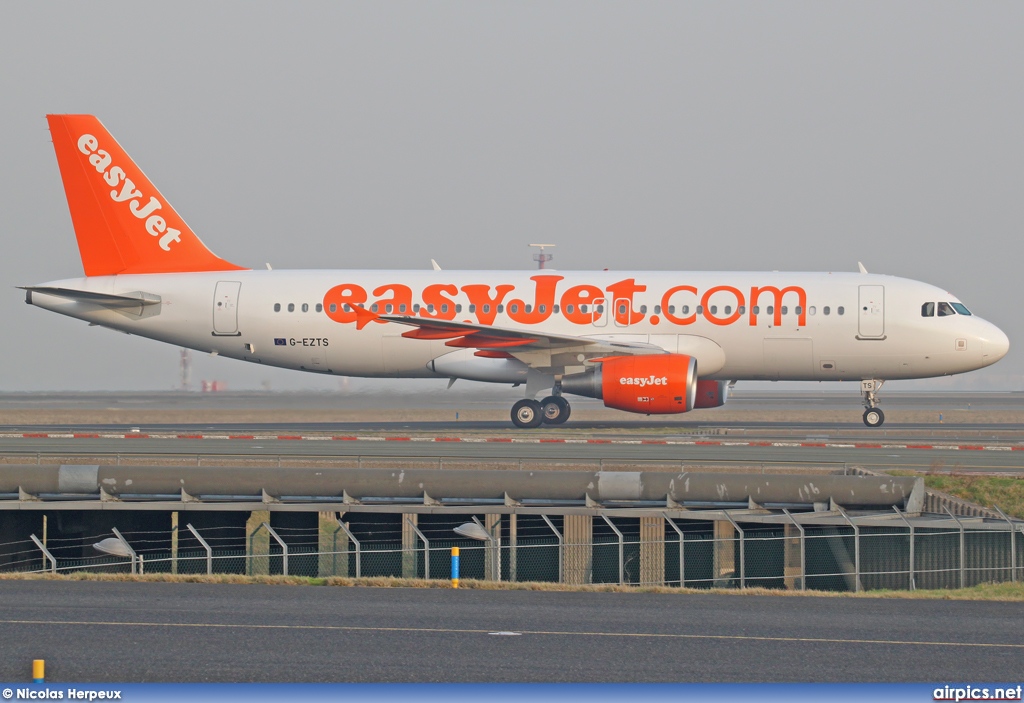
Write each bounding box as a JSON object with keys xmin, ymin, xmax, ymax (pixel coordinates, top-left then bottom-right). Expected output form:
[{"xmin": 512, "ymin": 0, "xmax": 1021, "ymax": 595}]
[{"xmin": 2, "ymin": 517, "xmax": 1021, "ymax": 592}]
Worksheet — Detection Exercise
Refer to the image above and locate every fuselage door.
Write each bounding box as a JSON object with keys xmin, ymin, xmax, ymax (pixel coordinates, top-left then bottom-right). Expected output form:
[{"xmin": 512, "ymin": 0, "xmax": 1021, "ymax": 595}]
[
  {"xmin": 591, "ymin": 298, "xmax": 608, "ymax": 327},
  {"xmin": 213, "ymin": 281, "xmax": 241, "ymax": 336},
  {"xmin": 858, "ymin": 285, "xmax": 885, "ymax": 338}
]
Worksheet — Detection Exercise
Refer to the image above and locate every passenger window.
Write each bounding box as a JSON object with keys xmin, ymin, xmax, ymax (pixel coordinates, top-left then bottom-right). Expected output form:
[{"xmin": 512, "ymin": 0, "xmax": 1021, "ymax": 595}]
[
  {"xmin": 385, "ymin": 304, "xmax": 393, "ymax": 313},
  {"xmin": 399, "ymin": 304, "xmax": 407, "ymax": 313},
  {"xmin": 681, "ymin": 305, "xmax": 689, "ymax": 315},
  {"xmin": 922, "ymin": 302, "xmax": 935, "ymax": 317},
  {"xmin": 524, "ymin": 304, "xmax": 532, "ymax": 313},
  {"xmin": 539, "ymin": 304, "xmax": 546, "ymax": 313},
  {"xmin": 329, "ymin": 303, "xmax": 337, "ymax": 313},
  {"xmin": 468, "ymin": 305, "xmax": 476, "ymax": 313},
  {"xmin": 668, "ymin": 305, "xmax": 675, "ymax": 314},
  {"xmin": 596, "ymin": 304, "xmax": 604, "ymax": 313},
  {"xmin": 580, "ymin": 304, "xmax": 588, "ymax": 314},
  {"xmin": 640, "ymin": 305, "xmax": 647, "ymax": 314},
  {"xmin": 440, "ymin": 304, "xmax": 448, "ymax": 313},
  {"xmin": 273, "ymin": 303, "xmax": 281, "ymax": 312},
  {"xmin": 781, "ymin": 306, "xmax": 788, "ymax": 315},
  {"xmin": 808, "ymin": 306, "xmax": 816, "ymax": 315},
  {"xmin": 950, "ymin": 302, "xmax": 972, "ymax": 316},
  {"xmin": 302, "ymin": 303, "xmax": 309, "ymax": 313},
  {"xmin": 795, "ymin": 306, "xmax": 802, "ymax": 315},
  {"xmin": 823, "ymin": 306, "xmax": 830, "ymax": 315},
  {"xmin": 427, "ymin": 305, "xmax": 435, "ymax": 313},
  {"xmin": 497, "ymin": 305, "xmax": 504, "ymax": 313},
  {"xmin": 696, "ymin": 305, "xmax": 703, "ymax": 315},
  {"xmin": 938, "ymin": 302, "xmax": 956, "ymax": 317},
  {"xmin": 553, "ymin": 305, "xmax": 560, "ymax": 313},
  {"xmin": 767, "ymin": 306, "xmax": 774, "ymax": 316},
  {"xmin": 618, "ymin": 304, "xmax": 627, "ymax": 315},
  {"xmin": 509, "ymin": 304, "xmax": 519, "ymax": 313},
  {"xmin": 654, "ymin": 305, "xmax": 661, "ymax": 315},
  {"xmin": 838, "ymin": 306, "xmax": 845, "ymax": 315},
  {"xmin": 710, "ymin": 305, "xmax": 717, "ymax": 314},
  {"xmin": 752, "ymin": 306, "xmax": 760, "ymax": 315},
  {"xmin": 738, "ymin": 306, "xmax": 746, "ymax": 315},
  {"xmin": 370, "ymin": 304, "xmax": 379, "ymax": 313},
  {"xmin": 413, "ymin": 304, "xmax": 421, "ymax": 313},
  {"xmin": 315, "ymin": 303, "xmax": 323, "ymax": 313},
  {"xmin": 455, "ymin": 304, "xmax": 462, "ymax": 313},
  {"xmin": 566, "ymin": 304, "xmax": 574, "ymax": 314},
  {"xmin": 287, "ymin": 303, "xmax": 295, "ymax": 312},
  {"xmin": 724, "ymin": 305, "xmax": 731, "ymax": 315}
]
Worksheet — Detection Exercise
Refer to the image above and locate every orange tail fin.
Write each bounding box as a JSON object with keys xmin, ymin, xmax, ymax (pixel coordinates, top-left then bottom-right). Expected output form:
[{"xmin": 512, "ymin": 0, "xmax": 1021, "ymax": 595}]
[{"xmin": 46, "ymin": 115, "xmax": 246, "ymax": 276}]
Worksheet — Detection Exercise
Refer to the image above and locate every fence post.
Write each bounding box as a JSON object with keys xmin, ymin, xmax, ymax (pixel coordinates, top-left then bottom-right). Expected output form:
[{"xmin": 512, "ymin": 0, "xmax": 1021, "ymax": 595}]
[
  {"xmin": 721, "ymin": 511, "xmax": 745, "ymax": 589},
  {"xmin": 186, "ymin": 523, "xmax": 213, "ymax": 575},
  {"xmin": 943, "ymin": 507, "xmax": 965, "ymax": 589},
  {"xmin": 30, "ymin": 535, "xmax": 56, "ymax": 574},
  {"xmin": 781, "ymin": 509, "xmax": 805, "ymax": 591},
  {"xmin": 263, "ymin": 523, "xmax": 288, "ymax": 576},
  {"xmin": 337, "ymin": 520, "xmax": 361, "ymax": 579},
  {"xmin": 601, "ymin": 515, "xmax": 624, "ymax": 586},
  {"xmin": 835, "ymin": 507, "xmax": 861, "ymax": 593},
  {"xmin": 541, "ymin": 515, "xmax": 563, "ymax": 584},
  {"xmin": 472, "ymin": 516, "xmax": 500, "ymax": 581},
  {"xmin": 111, "ymin": 527, "xmax": 138, "ymax": 575},
  {"xmin": 405, "ymin": 517, "xmax": 431, "ymax": 580},
  {"xmin": 451, "ymin": 547, "xmax": 459, "ymax": 588},
  {"xmin": 892, "ymin": 507, "xmax": 915, "ymax": 590},
  {"xmin": 993, "ymin": 506, "xmax": 1016, "ymax": 583},
  {"xmin": 663, "ymin": 514, "xmax": 685, "ymax": 588}
]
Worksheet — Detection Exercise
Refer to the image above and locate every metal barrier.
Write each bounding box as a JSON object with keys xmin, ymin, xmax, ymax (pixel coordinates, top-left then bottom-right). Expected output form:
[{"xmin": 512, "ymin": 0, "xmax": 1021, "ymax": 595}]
[{"xmin": 3, "ymin": 513, "xmax": 1022, "ymax": 592}]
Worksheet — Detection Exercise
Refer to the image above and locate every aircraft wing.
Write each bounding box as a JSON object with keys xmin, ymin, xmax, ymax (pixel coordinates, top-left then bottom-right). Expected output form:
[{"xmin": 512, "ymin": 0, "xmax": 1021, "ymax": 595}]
[{"xmin": 376, "ymin": 313, "xmax": 666, "ymax": 373}]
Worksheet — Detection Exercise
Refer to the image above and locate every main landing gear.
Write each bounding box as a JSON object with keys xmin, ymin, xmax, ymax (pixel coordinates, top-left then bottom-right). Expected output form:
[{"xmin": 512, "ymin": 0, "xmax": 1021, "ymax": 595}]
[
  {"xmin": 511, "ymin": 394, "xmax": 571, "ymax": 428},
  {"xmin": 861, "ymin": 379, "xmax": 885, "ymax": 428}
]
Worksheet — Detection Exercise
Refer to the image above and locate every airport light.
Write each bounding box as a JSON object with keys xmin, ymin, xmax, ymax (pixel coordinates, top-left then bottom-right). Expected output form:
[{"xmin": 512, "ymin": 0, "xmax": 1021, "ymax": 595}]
[{"xmin": 453, "ymin": 522, "xmax": 491, "ymax": 541}]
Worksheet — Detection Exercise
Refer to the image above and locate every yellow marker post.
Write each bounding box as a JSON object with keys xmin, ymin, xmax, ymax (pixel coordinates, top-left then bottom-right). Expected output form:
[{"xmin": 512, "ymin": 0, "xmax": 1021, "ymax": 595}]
[
  {"xmin": 451, "ymin": 547, "xmax": 460, "ymax": 588},
  {"xmin": 33, "ymin": 659, "xmax": 44, "ymax": 683}
]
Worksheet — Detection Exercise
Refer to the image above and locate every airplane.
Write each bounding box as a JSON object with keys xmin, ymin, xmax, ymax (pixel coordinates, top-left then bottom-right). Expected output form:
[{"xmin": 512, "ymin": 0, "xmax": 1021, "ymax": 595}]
[{"xmin": 23, "ymin": 115, "xmax": 1010, "ymax": 428}]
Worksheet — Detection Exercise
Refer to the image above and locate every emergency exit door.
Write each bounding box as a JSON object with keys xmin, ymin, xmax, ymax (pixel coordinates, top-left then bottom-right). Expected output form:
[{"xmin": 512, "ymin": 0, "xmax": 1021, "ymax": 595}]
[
  {"xmin": 858, "ymin": 285, "xmax": 885, "ymax": 338},
  {"xmin": 213, "ymin": 281, "xmax": 241, "ymax": 336}
]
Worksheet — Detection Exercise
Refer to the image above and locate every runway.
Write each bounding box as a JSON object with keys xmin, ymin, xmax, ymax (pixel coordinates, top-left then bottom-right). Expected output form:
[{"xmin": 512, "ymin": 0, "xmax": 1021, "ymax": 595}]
[
  {"xmin": 0, "ymin": 581, "xmax": 1020, "ymax": 683},
  {"xmin": 2, "ymin": 428, "xmax": 1022, "ymax": 473}
]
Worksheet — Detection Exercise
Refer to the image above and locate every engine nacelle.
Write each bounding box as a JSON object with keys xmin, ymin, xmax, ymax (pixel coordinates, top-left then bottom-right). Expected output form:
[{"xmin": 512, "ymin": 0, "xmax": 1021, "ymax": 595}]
[
  {"xmin": 693, "ymin": 380, "xmax": 729, "ymax": 409},
  {"xmin": 560, "ymin": 354, "xmax": 697, "ymax": 414}
]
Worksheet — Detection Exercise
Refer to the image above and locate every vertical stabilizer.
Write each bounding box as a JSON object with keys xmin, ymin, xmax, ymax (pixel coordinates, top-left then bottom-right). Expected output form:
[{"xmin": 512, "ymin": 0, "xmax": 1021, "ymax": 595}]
[{"xmin": 46, "ymin": 115, "xmax": 245, "ymax": 276}]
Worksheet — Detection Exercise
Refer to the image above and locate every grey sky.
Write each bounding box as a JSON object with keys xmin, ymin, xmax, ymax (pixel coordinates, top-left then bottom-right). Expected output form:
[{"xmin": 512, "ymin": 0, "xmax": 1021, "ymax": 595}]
[{"xmin": 1, "ymin": 2, "xmax": 1022, "ymax": 393}]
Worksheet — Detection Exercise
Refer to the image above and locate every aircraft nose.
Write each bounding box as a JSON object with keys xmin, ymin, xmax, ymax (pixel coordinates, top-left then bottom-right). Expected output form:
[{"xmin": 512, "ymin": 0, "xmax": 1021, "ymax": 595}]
[{"xmin": 981, "ymin": 323, "xmax": 1010, "ymax": 364}]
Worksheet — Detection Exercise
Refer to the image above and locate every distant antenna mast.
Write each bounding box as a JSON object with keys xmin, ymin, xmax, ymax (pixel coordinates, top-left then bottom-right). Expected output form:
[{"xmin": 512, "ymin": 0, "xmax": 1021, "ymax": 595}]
[
  {"xmin": 179, "ymin": 348, "xmax": 192, "ymax": 391},
  {"xmin": 529, "ymin": 243, "xmax": 555, "ymax": 269}
]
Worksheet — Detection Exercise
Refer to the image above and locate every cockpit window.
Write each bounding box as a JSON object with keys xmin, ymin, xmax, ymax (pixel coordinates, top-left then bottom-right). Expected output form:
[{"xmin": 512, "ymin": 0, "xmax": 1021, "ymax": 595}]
[
  {"xmin": 921, "ymin": 302, "xmax": 935, "ymax": 317},
  {"xmin": 950, "ymin": 302, "xmax": 972, "ymax": 316},
  {"xmin": 938, "ymin": 302, "xmax": 956, "ymax": 317}
]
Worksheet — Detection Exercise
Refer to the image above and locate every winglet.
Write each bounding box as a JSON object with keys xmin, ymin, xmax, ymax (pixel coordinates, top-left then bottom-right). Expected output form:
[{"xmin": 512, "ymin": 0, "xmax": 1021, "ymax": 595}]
[
  {"xmin": 857, "ymin": 261, "xmax": 868, "ymax": 274},
  {"xmin": 46, "ymin": 115, "xmax": 246, "ymax": 277},
  {"xmin": 431, "ymin": 259, "xmax": 442, "ymax": 271}
]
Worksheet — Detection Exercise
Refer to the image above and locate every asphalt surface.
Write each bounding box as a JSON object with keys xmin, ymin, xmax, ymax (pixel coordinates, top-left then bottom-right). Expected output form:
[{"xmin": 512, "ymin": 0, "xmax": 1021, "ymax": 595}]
[
  {"xmin": 0, "ymin": 581, "xmax": 1020, "ymax": 683},
  {"xmin": 2, "ymin": 432, "xmax": 1023, "ymax": 474}
]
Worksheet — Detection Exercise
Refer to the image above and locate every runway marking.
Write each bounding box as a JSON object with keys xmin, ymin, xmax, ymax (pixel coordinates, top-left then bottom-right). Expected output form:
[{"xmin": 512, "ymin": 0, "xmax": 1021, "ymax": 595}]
[{"xmin": 0, "ymin": 618, "xmax": 1021, "ymax": 649}]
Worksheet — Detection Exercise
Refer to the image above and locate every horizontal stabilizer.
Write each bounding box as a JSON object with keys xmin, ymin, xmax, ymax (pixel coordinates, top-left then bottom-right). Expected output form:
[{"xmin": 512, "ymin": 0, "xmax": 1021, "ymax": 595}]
[{"xmin": 21, "ymin": 286, "xmax": 161, "ymax": 308}]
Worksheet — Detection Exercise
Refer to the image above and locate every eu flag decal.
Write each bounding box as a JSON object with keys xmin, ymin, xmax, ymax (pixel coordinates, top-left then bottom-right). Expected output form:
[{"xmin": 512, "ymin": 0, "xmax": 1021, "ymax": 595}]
[{"xmin": 274, "ymin": 338, "xmax": 287, "ymax": 346}]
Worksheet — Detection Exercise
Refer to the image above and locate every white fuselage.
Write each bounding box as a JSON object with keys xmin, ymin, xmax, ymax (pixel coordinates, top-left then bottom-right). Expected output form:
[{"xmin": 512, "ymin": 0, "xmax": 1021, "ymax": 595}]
[{"xmin": 27, "ymin": 269, "xmax": 1009, "ymax": 385}]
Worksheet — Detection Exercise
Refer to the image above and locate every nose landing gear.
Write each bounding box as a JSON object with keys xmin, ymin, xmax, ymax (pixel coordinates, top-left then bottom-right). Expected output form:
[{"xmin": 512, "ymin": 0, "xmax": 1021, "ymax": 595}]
[
  {"xmin": 861, "ymin": 379, "xmax": 885, "ymax": 427},
  {"xmin": 510, "ymin": 392, "xmax": 572, "ymax": 428}
]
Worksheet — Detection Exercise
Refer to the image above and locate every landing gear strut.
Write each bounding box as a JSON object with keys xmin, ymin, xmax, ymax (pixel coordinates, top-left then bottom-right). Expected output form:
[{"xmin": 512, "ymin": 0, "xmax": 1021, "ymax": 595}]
[
  {"xmin": 861, "ymin": 379, "xmax": 885, "ymax": 428},
  {"xmin": 510, "ymin": 394, "xmax": 572, "ymax": 428}
]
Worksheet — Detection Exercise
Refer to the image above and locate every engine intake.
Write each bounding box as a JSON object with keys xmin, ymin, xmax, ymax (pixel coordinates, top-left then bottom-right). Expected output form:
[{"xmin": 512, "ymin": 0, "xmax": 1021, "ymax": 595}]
[{"xmin": 561, "ymin": 354, "xmax": 698, "ymax": 414}]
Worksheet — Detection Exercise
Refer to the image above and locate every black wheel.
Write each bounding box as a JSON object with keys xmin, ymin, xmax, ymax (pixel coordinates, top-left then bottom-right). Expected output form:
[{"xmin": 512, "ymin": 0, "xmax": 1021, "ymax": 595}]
[
  {"xmin": 863, "ymin": 408, "xmax": 885, "ymax": 428},
  {"xmin": 511, "ymin": 399, "xmax": 544, "ymax": 428},
  {"xmin": 540, "ymin": 396, "xmax": 571, "ymax": 425}
]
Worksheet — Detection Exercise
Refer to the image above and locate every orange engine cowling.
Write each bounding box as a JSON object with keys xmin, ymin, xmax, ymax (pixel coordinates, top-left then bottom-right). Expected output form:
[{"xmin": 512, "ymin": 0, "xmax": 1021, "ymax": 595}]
[
  {"xmin": 693, "ymin": 380, "xmax": 729, "ymax": 409},
  {"xmin": 560, "ymin": 354, "xmax": 698, "ymax": 414}
]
